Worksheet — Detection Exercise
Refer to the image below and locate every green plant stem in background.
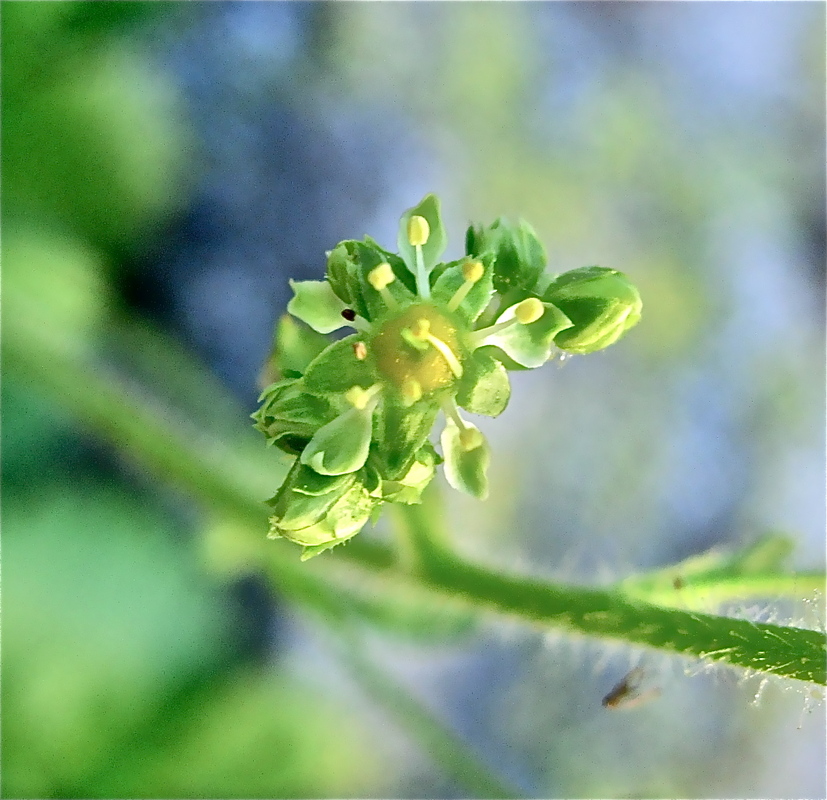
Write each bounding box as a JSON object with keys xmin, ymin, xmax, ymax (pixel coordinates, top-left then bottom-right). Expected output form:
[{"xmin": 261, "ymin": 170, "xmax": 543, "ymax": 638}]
[
  {"xmin": 6, "ymin": 322, "xmax": 825, "ymax": 686},
  {"xmin": 339, "ymin": 639, "xmax": 523, "ymax": 799},
  {"xmin": 621, "ymin": 574, "xmax": 825, "ymax": 610}
]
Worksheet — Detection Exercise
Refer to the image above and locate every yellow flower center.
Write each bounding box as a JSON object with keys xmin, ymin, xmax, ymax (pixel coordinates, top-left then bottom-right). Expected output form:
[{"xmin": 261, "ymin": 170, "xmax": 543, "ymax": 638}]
[{"xmin": 370, "ymin": 303, "xmax": 464, "ymax": 397}]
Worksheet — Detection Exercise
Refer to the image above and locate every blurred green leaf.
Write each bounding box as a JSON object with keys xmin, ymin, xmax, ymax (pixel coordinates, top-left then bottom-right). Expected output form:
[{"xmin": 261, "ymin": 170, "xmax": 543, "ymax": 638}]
[{"xmin": 1, "ymin": 486, "xmax": 231, "ymax": 797}]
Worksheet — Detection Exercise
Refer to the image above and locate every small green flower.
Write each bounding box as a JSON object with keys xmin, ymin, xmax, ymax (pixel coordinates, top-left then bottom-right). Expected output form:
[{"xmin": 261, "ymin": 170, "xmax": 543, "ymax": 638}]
[{"xmin": 254, "ymin": 195, "xmax": 642, "ymax": 558}]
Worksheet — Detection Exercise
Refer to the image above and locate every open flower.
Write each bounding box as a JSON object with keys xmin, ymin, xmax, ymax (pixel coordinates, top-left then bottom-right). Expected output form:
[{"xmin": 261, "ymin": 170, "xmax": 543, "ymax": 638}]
[{"xmin": 253, "ymin": 195, "xmax": 642, "ymax": 558}]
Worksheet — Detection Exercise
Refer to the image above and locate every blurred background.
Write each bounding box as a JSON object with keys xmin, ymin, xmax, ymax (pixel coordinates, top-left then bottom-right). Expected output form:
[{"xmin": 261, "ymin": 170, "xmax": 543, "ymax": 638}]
[{"xmin": 2, "ymin": 2, "xmax": 825, "ymax": 797}]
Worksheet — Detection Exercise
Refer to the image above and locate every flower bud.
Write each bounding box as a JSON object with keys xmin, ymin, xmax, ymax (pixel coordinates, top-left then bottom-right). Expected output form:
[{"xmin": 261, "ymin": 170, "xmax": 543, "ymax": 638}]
[
  {"xmin": 544, "ymin": 267, "xmax": 642, "ymax": 354},
  {"xmin": 268, "ymin": 465, "xmax": 378, "ymax": 550}
]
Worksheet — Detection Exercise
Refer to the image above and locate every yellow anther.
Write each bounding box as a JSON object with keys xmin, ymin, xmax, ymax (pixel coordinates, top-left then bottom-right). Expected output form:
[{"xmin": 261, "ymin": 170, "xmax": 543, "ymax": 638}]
[
  {"xmin": 407, "ymin": 215, "xmax": 430, "ymax": 247},
  {"xmin": 368, "ymin": 262, "xmax": 396, "ymax": 291},
  {"xmin": 515, "ymin": 297, "xmax": 545, "ymax": 325},
  {"xmin": 462, "ymin": 260, "xmax": 485, "ymax": 283},
  {"xmin": 459, "ymin": 426, "xmax": 484, "ymax": 452},
  {"xmin": 353, "ymin": 341, "xmax": 367, "ymax": 361},
  {"xmin": 344, "ymin": 386, "xmax": 370, "ymax": 409},
  {"xmin": 400, "ymin": 378, "xmax": 423, "ymax": 405}
]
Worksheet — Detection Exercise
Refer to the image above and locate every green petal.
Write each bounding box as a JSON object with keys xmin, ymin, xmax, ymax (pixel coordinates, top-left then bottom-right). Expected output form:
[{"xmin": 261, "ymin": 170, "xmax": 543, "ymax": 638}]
[
  {"xmin": 431, "ymin": 254, "xmax": 495, "ymax": 323},
  {"xmin": 397, "ymin": 194, "xmax": 448, "ymax": 281},
  {"xmin": 440, "ymin": 419, "xmax": 490, "ymax": 500},
  {"xmin": 477, "ymin": 301, "xmax": 572, "ymax": 368},
  {"xmin": 353, "ymin": 241, "xmax": 416, "ymax": 320},
  {"xmin": 456, "ymin": 350, "xmax": 511, "ymax": 417},
  {"xmin": 287, "ymin": 279, "xmax": 349, "ymax": 334},
  {"xmin": 303, "ymin": 335, "xmax": 377, "ymax": 395},
  {"xmin": 300, "ymin": 404, "xmax": 374, "ymax": 476}
]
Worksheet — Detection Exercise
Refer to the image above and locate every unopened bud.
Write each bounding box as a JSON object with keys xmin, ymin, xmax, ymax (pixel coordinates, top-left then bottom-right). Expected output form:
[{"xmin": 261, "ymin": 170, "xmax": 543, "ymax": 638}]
[
  {"xmin": 544, "ymin": 266, "xmax": 642, "ymax": 354},
  {"xmin": 407, "ymin": 215, "xmax": 430, "ymax": 247}
]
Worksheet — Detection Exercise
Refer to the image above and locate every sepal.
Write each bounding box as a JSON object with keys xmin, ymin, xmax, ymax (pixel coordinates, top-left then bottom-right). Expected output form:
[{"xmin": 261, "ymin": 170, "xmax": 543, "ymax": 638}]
[
  {"xmin": 287, "ymin": 279, "xmax": 349, "ymax": 334},
  {"xmin": 466, "ymin": 217, "xmax": 547, "ymax": 295},
  {"xmin": 431, "ymin": 254, "xmax": 495, "ymax": 324},
  {"xmin": 375, "ymin": 397, "xmax": 440, "ymax": 480},
  {"xmin": 266, "ymin": 314, "xmax": 330, "ymax": 380},
  {"xmin": 303, "ymin": 335, "xmax": 376, "ymax": 395},
  {"xmin": 440, "ymin": 419, "xmax": 490, "ymax": 500},
  {"xmin": 326, "ymin": 242, "xmax": 370, "ymax": 319},
  {"xmin": 456, "ymin": 350, "xmax": 511, "ymax": 417},
  {"xmin": 253, "ymin": 379, "xmax": 336, "ymax": 455},
  {"xmin": 300, "ymin": 403, "xmax": 374, "ymax": 476}
]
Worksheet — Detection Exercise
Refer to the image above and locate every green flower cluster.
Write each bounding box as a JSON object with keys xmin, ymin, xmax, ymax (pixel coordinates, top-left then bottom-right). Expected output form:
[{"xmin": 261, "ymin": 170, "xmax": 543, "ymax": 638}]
[{"xmin": 253, "ymin": 195, "xmax": 642, "ymax": 559}]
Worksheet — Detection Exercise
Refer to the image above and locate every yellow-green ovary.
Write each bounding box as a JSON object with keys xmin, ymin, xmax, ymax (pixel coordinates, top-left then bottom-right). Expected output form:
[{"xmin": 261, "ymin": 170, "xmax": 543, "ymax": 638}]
[{"xmin": 370, "ymin": 304, "xmax": 463, "ymax": 396}]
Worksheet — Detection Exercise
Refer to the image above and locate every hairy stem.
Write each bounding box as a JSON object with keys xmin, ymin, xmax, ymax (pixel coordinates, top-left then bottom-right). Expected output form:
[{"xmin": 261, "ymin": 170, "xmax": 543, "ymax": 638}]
[{"xmin": 7, "ymin": 322, "xmax": 825, "ymax": 686}]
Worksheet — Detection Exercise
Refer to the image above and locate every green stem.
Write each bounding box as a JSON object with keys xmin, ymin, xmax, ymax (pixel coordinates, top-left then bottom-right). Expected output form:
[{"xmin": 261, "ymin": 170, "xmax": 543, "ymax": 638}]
[
  {"xmin": 620, "ymin": 573, "xmax": 826, "ymax": 610},
  {"xmin": 7, "ymin": 325, "xmax": 826, "ymax": 686},
  {"xmin": 338, "ymin": 636, "xmax": 523, "ymax": 799},
  {"xmin": 388, "ymin": 482, "xmax": 454, "ymax": 572}
]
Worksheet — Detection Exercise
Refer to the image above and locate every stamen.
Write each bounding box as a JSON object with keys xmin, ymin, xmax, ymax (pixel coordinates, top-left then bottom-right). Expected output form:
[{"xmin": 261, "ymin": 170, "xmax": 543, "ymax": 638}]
[
  {"xmin": 408, "ymin": 215, "xmax": 431, "ymax": 299},
  {"xmin": 447, "ymin": 260, "xmax": 485, "ymax": 312},
  {"xmin": 469, "ymin": 297, "xmax": 546, "ymax": 348},
  {"xmin": 367, "ymin": 262, "xmax": 399, "ymax": 309},
  {"xmin": 441, "ymin": 399, "xmax": 483, "ymax": 451},
  {"xmin": 407, "ymin": 318, "xmax": 463, "ymax": 378}
]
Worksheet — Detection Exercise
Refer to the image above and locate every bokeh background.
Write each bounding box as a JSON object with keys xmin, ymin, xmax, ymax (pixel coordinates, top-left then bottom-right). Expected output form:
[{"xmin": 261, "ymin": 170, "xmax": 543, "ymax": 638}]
[{"xmin": 3, "ymin": 2, "xmax": 825, "ymax": 798}]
